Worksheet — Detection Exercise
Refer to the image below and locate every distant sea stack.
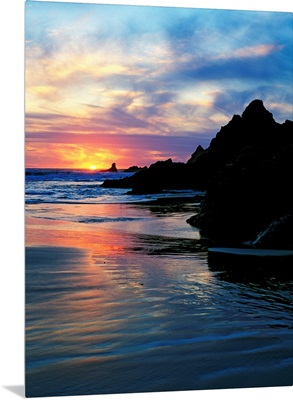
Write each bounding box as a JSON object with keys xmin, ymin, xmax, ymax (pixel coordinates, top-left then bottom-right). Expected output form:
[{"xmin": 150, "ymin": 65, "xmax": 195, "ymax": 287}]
[
  {"xmin": 100, "ymin": 163, "xmax": 118, "ymax": 172},
  {"xmin": 187, "ymin": 99, "xmax": 293, "ymax": 248}
]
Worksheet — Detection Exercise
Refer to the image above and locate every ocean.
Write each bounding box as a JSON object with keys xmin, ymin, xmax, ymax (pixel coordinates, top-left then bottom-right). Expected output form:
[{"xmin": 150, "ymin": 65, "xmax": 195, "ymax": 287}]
[
  {"xmin": 25, "ymin": 168, "xmax": 199, "ymax": 205},
  {"xmin": 25, "ymin": 168, "xmax": 293, "ymax": 397}
]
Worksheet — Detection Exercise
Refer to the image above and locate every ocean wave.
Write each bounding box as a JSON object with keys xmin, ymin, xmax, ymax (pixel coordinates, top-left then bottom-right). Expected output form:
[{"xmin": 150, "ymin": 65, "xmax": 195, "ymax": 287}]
[
  {"xmin": 25, "ymin": 168, "xmax": 202, "ymax": 205},
  {"xmin": 32, "ymin": 215, "xmax": 147, "ymax": 224}
]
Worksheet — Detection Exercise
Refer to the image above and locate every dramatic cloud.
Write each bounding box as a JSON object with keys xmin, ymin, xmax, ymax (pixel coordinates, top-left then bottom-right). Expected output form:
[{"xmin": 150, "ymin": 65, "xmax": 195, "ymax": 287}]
[{"xmin": 25, "ymin": 2, "xmax": 293, "ymax": 168}]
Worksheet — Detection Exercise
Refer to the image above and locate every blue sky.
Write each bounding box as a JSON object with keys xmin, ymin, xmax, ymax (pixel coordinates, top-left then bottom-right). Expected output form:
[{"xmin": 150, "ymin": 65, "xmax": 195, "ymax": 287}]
[{"xmin": 25, "ymin": 1, "xmax": 293, "ymax": 168}]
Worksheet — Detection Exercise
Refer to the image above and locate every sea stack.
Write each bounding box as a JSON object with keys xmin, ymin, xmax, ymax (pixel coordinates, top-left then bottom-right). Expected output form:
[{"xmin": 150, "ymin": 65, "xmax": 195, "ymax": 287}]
[{"xmin": 101, "ymin": 163, "xmax": 118, "ymax": 172}]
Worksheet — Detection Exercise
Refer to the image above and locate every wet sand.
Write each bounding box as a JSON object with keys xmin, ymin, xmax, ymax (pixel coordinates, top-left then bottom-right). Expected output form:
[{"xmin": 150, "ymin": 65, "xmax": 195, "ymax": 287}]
[{"xmin": 25, "ymin": 203, "xmax": 293, "ymax": 397}]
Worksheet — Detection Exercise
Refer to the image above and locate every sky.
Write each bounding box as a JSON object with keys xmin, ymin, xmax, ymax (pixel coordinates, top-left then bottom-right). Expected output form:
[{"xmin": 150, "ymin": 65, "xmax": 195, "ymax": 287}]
[{"xmin": 25, "ymin": 0, "xmax": 293, "ymax": 169}]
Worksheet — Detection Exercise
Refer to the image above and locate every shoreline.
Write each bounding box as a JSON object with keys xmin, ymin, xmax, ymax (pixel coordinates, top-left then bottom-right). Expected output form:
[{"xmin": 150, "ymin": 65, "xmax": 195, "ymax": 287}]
[
  {"xmin": 25, "ymin": 194, "xmax": 204, "ymax": 206},
  {"xmin": 25, "ymin": 201, "xmax": 202, "ymax": 250},
  {"xmin": 25, "ymin": 231, "xmax": 293, "ymax": 397},
  {"xmin": 129, "ymin": 195, "xmax": 204, "ymax": 205}
]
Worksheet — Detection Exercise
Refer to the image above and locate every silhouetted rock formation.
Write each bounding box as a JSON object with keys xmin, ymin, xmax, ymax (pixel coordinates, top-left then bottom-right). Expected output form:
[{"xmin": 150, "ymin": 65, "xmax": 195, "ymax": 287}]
[
  {"xmin": 101, "ymin": 99, "xmax": 292, "ymax": 248},
  {"xmin": 102, "ymin": 158, "xmax": 197, "ymax": 193},
  {"xmin": 100, "ymin": 163, "xmax": 118, "ymax": 172},
  {"xmin": 102, "ymin": 152, "xmax": 215, "ymax": 192},
  {"xmin": 244, "ymin": 215, "xmax": 293, "ymax": 250},
  {"xmin": 187, "ymin": 100, "xmax": 293, "ymax": 247},
  {"xmin": 187, "ymin": 145, "xmax": 205, "ymax": 164},
  {"xmin": 123, "ymin": 165, "xmax": 147, "ymax": 173}
]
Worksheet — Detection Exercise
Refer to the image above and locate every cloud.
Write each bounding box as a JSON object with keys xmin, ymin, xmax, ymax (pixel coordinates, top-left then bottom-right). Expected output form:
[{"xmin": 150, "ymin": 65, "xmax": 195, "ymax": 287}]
[
  {"xmin": 212, "ymin": 86, "xmax": 293, "ymax": 123},
  {"xmin": 26, "ymin": 129, "xmax": 212, "ymax": 159},
  {"xmin": 25, "ymin": 3, "xmax": 293, "ymax": 168},
  {"xmin": 26, "ymin": 112, "xmax": 67, "ymax": 120},
  {"xmin": 216, "ymin": 44, "xmax": 283, "ymax": 60},
  {"xmin": 169, "ymin": 45, "xmax": 289, "ymax": 84},
  {"xmin": 92, "ymin": 106, "xmax": 155, "ymax": 131}
]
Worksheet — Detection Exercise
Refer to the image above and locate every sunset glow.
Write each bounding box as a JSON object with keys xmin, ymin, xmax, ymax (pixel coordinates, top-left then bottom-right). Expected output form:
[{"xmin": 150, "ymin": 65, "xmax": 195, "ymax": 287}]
[{"xmin": 25, "ymin": 2, "xmax": 293, "ymax": 169}]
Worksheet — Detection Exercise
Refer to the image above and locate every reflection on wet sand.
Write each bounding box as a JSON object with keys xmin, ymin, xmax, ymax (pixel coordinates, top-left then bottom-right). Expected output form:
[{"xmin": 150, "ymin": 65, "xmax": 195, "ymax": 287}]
[{"xmin": 25, "ymin": 203, "xmax": 293, "ymax": 397}]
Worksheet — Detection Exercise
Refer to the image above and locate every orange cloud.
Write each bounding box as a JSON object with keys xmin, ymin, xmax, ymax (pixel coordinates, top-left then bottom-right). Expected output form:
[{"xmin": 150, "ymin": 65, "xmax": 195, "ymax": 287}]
[{"xmin": 216, "ymin": 44, "xmax": 283, "ymax": 61}]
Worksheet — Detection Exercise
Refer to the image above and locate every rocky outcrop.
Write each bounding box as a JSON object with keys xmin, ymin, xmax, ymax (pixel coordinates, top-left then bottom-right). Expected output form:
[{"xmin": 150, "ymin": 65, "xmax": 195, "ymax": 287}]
[
  {"xmin": 187, "ymin": 145, "xmax": 205, "ymax": 164},
  {"xmin": 102, "ymin": 158, "xmax": 195, "ymax": 193},
  {"xmin": 100, "ymin": 163, "xmax": 118, "ymax": 172},
  {"xmin": 101, "ymin": 99, "xmax": 292, "ymax": 249},
  {"xmin": 123, "ymin": 165, "xmax": 147, "ymax": 173},
  {"xmin": 244, "ymin": 215, "xmax": 293, "ymax": 249},
  {"xmin": 187, "ymin": 100, "xmax": 293, "ymax": 247},
  {"xmin": 101, "ymin": 142, "xmax": 219, "ymax": 192}
]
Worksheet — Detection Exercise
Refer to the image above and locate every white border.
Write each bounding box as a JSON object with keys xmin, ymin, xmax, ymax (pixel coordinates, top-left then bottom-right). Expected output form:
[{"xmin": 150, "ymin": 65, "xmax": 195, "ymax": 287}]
[
  {"xmin": 1, "ymin": 1, "xmax": 292, "ymax": 400},
  {"xmin": 25, "ymin": 0, "xmax": 293, "ymax": 13}
]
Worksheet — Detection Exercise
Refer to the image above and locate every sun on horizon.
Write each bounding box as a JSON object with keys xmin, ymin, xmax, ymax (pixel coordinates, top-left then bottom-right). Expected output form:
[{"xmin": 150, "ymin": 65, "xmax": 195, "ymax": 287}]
[{"xmin": 89, "ymin": 165, "xmax": 97, "ymax": 171}]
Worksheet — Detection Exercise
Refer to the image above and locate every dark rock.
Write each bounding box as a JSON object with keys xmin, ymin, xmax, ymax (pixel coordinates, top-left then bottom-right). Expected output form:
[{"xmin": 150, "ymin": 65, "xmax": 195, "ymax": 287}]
[
  {"xmin": 102, "ymin": 158, "xmax": 196, "ymax": 193},
  {"xmin": 241, "ymin": 99, "xmax": 275, "ymax": 129},
  {"xmin": 187, "ymin": 100, "xmax": 293, "ymax": 247},
  {"xmin": 244, "ymin": 215, "xmax": 293, "ymax": 249},
  {"xmin": 123, "ymin": 165, "xmax": 147, "ymax": 173},
  {"xmin": 187, "ymin": 145, "xmax": 205, "ymax": 163},
  {"xmin": 100, "ymin": 163, "xmax": 118, "ymax": 172},
  {"xmin": 101, "ymin": 99, "xmax": 292, "ymax": 249}
]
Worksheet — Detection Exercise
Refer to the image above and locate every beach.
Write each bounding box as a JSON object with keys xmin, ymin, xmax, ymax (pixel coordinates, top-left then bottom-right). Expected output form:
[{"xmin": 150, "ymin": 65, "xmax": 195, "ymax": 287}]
[
  {"xmin": 22, "ymin": 1, "xmax": 293, "ymax": 397},
  {"xmin": 25, "ymin": 201, "xmax": 293, "ymax": 397}
]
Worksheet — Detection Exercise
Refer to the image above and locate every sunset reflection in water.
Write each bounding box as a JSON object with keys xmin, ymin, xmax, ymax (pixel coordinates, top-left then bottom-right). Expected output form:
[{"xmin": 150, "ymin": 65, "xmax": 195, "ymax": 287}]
[{"xmin": 25, "ymin": 202, "xmax": 293, "ymax": 397}]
